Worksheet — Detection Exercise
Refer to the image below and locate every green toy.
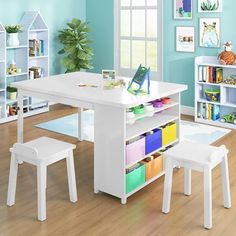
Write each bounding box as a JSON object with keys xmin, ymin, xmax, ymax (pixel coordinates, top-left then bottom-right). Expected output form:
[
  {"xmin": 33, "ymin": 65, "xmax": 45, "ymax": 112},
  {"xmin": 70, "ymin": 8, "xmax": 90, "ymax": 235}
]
[{"xmin": 220, "ymin": 112, "xmax": 236, "ymax": 125}]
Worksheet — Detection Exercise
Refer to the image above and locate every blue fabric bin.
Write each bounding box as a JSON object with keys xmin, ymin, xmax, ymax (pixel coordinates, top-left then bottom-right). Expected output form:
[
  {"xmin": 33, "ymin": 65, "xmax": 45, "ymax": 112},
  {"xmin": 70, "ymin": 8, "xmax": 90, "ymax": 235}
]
[{"xmin": 145, "ymin": 128, "xmax": 162, "ymax": 155}]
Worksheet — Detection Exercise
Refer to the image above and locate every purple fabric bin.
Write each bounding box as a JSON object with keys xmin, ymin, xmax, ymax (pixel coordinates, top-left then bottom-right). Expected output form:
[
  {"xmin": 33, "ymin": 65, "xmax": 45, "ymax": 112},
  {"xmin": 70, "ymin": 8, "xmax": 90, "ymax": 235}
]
[
  {"xmin": 145, "ymin": 129, "xmax": 162, "ymax": 155},
  {"xmin": 126, "ymin": 137, "xmax": 145, "ymax": 165}
]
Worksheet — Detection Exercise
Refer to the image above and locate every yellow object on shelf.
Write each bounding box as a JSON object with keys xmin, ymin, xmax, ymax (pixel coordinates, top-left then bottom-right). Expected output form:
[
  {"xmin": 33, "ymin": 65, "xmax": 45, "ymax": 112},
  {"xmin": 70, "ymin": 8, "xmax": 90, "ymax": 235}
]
[{"xmin": 162, "ymin": 122, "xmax": 177, "ymax": 146}]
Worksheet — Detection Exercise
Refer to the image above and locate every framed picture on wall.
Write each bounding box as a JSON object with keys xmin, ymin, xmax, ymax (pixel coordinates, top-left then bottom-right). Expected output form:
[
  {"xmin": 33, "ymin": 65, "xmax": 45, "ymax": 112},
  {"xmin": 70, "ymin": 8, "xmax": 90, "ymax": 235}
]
[
  {"xmin": 174, "ymin": 0, "xmax": 193, "ymax": 20},
  {"xmin": 198, "ymin": 0, "xmax": 222, "ymax": 13},
  {"xmin": 176, "ymin": 27, "xmax": 195, "ymax": 52},
  {"xmin": 199, "ymin": 18, "xmax": 220, "ymax": 48}
]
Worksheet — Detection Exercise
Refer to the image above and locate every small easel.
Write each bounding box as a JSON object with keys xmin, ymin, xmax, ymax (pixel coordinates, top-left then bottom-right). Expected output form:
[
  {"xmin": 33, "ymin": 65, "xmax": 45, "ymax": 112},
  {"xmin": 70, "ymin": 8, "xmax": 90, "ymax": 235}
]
[{"xmin": 127, "ymin": 64, "xmax": 150, "ymax": 95}]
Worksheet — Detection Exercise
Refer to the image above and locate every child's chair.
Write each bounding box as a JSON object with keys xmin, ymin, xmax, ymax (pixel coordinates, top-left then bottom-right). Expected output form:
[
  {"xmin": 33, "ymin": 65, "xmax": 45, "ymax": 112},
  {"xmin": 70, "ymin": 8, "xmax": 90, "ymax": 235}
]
[
  {"xmin": 7, "ymin": 136, "xmax": 78, "ymax": 221},
  {"xmin": 162, "ymin": 140, "xmax": 231, "ymax": 229}
]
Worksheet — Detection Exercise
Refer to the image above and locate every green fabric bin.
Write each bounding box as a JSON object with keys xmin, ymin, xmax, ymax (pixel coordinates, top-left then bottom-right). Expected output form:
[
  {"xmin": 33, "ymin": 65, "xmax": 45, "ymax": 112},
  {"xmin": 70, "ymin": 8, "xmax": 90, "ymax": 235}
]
[{"xmin": 126, "ymin": 164, "xmax": 146, "ymax": 194}]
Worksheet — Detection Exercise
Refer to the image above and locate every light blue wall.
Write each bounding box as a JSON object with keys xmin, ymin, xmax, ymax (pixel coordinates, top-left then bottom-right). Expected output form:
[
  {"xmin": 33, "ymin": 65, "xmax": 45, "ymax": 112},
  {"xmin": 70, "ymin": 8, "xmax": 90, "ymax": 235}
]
[
  {"xmin": 86, "ymin": 0, "xmax": 114, "ymax": 73},
  {"xmin": 0, "ymin": 0, "xmax": 86, "ymax": 75},
  {"xmin": 86, "ymin": 0, "xmax": 236, "ymax": 107}
]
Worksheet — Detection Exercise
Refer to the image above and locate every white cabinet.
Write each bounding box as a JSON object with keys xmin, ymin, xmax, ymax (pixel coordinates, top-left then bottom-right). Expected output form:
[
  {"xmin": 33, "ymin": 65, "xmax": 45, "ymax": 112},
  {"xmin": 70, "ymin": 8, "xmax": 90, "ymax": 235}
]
[
  {"xmin": 0, "ymin": 11, "xmax": 49, "ymax": 124},
  {"xmin": 195, "ymin": 56, "xmax": 236, "ymax": 129}
]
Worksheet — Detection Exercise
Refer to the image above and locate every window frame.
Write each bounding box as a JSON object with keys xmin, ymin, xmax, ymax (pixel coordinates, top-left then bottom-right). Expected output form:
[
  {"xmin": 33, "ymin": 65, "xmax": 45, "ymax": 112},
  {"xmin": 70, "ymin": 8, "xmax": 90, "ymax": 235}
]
[{"xmin": 114, "ymin": 0, "xmax": 163, "ymax": 80}]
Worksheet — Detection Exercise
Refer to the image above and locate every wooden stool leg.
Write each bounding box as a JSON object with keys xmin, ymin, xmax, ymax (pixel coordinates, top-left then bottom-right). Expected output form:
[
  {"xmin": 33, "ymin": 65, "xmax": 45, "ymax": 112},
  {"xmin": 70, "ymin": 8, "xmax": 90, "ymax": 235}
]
[
  {"xmin": 37, "ymin": 164, "xmax": 47, "ymax": 221},
  {"xmin": 162, "ymin": 158, "xmax": 173, "ymax": 214},
  {"xmin": 7, "ymin": 154, "xmax": 18, "ymax": 206},
  {"xmin": 220, "ymin": 155, "xmax": 231, "ymax": 208},
  {"xmin": 204, "ymin": 167, "xmax": 212, "ymax": 229},
  {"xmin": 66, "ymin": 151, "xmax": 78, "ymax": 203},
  {"xmin": 184, "ymin": 168, "xmax": 191, "ymax": 196}
]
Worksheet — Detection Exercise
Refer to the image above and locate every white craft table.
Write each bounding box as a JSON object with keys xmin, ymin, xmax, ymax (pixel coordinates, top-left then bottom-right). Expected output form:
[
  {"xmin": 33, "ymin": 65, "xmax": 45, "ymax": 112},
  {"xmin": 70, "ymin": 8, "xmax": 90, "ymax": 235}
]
[{"xmin": 12, "ymin": 71, "xmax": 187, "ymax": 204}]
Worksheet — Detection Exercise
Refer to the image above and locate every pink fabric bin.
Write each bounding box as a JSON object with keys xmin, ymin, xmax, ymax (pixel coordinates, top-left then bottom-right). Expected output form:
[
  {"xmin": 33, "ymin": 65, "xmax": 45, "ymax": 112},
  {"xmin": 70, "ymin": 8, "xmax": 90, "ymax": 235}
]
[{"xmin": 126, "ymin": 137, "xmax": 145, "ymax": 165}]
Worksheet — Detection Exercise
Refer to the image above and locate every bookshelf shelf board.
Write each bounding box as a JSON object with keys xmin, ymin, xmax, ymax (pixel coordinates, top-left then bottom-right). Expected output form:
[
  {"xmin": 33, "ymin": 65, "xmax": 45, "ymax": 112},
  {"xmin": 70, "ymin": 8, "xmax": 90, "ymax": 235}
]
[
  {"xmin": 6, "ymin": 72, "xmax": 28, "ymax": 78},
  {"xmin": 29, "ymin": 55, "xmax": 48, "ymax": 59},
  {"xmin": 197, "ymin": 82, "xmax": 236, "ymax": 88},
  {"xmin": 6, "ymin": 97, "xmax": 28, "ymax": 104},
  {"xmin": 197, "ymin": 99, "xmax": 220, "ymax": 106},
  {"xmin": 0, "ymin": 88, "xmax": 5, "ymax": 92},
  {"xmin": 29, "ymin": 29, "xmax": 48, "ymax": 32},
  {"xmin": 222, "ymin": 102, "xmax": 236, "ymax": 108},
  {"xmin": 196, "ymin": 63, "xmax": 236, "ymax": 69},
  {"xmin": 195, "ymin": 118, "xmax": 236, "ymax": 129},
  {"xmin": 0, "ymin": 60, "xmax": 5, "ymax": 63},
  {"xmin": 126, "ymin": 114, "xmax": 178, "ymax": 140},
  {"xmin": 6, "ymin": 45, "xmax": 28, "ymax": 50}
]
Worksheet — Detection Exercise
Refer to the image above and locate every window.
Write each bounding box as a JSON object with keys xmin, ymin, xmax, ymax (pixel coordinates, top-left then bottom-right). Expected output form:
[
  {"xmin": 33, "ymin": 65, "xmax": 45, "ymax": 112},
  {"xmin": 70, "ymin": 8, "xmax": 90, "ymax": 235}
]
[{"xmin": 114, "ymin": 0, "xmax": 163, "ymax": 80}]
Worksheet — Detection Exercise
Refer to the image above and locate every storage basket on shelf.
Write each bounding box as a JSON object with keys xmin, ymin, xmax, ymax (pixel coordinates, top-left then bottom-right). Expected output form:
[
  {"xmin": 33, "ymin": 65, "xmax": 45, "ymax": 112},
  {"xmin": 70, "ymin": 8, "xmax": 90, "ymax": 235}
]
[
  {"xmin": 161, "ymin": 122, "xmax": 177, "ymax": 146},
  {"xmin": 205, "ymin": 88, "xmax": 220, "ymax": 102}
]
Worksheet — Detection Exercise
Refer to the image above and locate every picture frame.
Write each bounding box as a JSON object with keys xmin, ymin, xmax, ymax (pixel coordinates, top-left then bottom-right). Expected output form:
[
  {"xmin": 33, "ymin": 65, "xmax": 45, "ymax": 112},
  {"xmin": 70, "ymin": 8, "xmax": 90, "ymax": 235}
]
[
  {"xmin": 174, "ymin": 0, "xmax": 193, "ymax": 20},
  {"xmin": 102, "ymin": 70, "xmax": 116, "ymax": 80},
  {"xmin": 198, "ymin": 0, "xmax": 222, "ymax": 13},
  {"xmin": 176, "ymin": 26, "xmax": 195, "ymax": 53},
  {"xmin": 199, "ymin": 18, "xmax": 220, "ymax": 48}
]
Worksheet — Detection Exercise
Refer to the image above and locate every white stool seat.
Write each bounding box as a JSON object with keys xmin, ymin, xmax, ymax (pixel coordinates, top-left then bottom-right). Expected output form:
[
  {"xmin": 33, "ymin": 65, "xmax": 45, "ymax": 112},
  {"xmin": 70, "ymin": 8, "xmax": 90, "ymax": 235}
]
[
  {"xmin": 163, "ymin": 140, "xmax": 227, "ymax": 167},
  {"xmin": 7, "ymin": 136, "xmax": 78, "ymax": 221},
  {"xmin": 162, "ymin": 141, "xmax": 231, "ymax": 229}
]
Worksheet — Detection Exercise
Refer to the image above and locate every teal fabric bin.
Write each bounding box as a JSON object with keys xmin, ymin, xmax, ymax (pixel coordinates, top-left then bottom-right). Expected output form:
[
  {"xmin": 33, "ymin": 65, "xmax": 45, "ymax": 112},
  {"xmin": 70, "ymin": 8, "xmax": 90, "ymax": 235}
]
[{"xmin": 126, "ymin": 164, "xmax": 146, "ymax": 194}]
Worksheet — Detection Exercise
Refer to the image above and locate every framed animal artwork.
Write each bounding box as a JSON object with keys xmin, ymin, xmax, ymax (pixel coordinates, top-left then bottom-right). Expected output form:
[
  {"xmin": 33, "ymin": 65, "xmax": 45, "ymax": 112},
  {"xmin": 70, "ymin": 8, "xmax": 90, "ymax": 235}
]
[
  {"xmin": 198, "ymin": 0, "xmax": 222, "ymax": 13},
  {"xmin": 174, "ymin": 0, "xmax": 192, "ymax": 20},
  {"xmin": 199, "ymin": 18, "xmax": 220, "ymax": 48}
]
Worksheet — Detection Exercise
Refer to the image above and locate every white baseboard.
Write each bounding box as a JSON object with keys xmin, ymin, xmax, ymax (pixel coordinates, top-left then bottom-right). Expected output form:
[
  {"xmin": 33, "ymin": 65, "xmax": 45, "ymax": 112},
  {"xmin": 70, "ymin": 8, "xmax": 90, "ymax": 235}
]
[{"xmin": 181, "ymin": 105, "xmax": 194, "ymax": 116}]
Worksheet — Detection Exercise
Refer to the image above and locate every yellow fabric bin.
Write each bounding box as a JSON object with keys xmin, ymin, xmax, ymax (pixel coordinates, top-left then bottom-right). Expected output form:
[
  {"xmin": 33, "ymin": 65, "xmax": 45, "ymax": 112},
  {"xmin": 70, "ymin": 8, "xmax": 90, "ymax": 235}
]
[{"xmin": 162, "ymin": 122, "xmax": 177, "ymax": 146}]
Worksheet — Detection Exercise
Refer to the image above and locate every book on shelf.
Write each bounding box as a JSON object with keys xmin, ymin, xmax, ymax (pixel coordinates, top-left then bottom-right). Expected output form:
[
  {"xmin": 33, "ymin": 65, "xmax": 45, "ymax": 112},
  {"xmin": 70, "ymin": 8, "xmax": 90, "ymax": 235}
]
[
  {"xmin": 197, "ymin": 102, "xmax": 220, "ymax": 121},
  {"xmin": 198, "ymin": 66, "xmax": 223, "ymax": 84},
  {"xmin": 29, "ymin": 39, "xmax": 44, "ymax": 56},
  {"xmin": 29, "ymin": 66, "xmax": 43, "ymax": 79}
]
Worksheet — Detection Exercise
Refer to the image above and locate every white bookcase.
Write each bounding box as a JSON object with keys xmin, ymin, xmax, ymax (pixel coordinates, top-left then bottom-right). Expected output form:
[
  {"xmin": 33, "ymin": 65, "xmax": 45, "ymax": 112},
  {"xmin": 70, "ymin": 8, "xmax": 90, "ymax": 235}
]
[
  {"xmin": 195, "ymin": 56, "xmax": 236, "ymax": 129},
  {"xmin": 0, "ymin": 11, "xmax": 49, "ymax": 124}
]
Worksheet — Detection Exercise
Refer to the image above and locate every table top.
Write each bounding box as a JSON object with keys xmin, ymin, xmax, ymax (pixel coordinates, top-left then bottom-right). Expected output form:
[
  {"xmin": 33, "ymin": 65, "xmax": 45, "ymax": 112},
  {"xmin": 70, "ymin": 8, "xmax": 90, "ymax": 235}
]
[{"xmin": 12, "ymin": 71, "xmax": 188, "ymax": 108}]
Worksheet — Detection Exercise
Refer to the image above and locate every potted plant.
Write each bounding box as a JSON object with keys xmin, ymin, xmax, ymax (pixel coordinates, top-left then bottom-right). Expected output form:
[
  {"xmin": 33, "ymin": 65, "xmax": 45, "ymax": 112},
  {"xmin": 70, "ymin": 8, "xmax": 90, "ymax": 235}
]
[
  {"xmin": 58, "ymin": 18, "xmax": 93, "ymax": 73},
  {"xmin": 5, "ymin": 24, "xmax": 22, "ymax": 47},
  {"xmin": 7, "ymin": 86, "xmax": 17, "ymax": 100}
]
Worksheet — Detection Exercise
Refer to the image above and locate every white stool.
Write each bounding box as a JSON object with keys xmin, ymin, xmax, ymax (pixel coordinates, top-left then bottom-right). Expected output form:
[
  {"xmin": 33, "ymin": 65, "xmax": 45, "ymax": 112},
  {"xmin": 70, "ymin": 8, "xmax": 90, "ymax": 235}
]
[
  {"xmin": 7, "ymin": 137, "xmax": 78, "ymax": 221},
  {"xmin": 162, "ymin": 140, "xmax": 231, "ymax": 229}
]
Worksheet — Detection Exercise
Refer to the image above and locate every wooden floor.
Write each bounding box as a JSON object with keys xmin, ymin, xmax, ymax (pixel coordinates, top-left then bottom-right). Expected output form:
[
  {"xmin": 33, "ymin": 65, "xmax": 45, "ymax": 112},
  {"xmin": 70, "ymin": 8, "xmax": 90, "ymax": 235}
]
[{"xmin": 0, "ymin": 105, "xmax": 235, "ymax": 236}]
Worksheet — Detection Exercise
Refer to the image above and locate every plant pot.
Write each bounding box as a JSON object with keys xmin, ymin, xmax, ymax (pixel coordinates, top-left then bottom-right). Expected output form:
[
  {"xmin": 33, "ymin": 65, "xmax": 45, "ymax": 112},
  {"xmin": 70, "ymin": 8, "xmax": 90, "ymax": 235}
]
[
  {"xmin": 7, "ymin": 91, "xmax": 17, "ymax": 100},
  {"xmin": 7, "ymin": 33, "xmax": 20, "ymax": 47}
]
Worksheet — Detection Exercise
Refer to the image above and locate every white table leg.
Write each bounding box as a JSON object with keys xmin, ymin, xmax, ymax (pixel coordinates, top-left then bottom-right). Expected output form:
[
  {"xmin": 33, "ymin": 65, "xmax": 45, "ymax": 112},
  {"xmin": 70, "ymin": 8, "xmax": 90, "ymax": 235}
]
[
  {"xmin": 78, "ymin": 107, "xmax": 84, "ymax": 141},
  {"xmin": 17, "ymin": 90, "xmax": 24, "ymax": 144},
  {"xmin": 221, "ymin": 155, "xmax": 231, "ymax": 209},
  {"xmin": 184, "ymin": 168, "xmax": 191, "ymax": 196}
]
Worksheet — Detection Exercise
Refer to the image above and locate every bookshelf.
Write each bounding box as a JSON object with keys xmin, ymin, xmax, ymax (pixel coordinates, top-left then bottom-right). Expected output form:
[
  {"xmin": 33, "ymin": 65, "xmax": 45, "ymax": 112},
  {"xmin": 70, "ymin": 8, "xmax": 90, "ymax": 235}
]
[
  {"xmin": 0, "ymin": 11, "xmax": 49, "ymax": 124},
  {"xmin": 195, "ymin": 56, "xmax": 236, "ymax": 129}
]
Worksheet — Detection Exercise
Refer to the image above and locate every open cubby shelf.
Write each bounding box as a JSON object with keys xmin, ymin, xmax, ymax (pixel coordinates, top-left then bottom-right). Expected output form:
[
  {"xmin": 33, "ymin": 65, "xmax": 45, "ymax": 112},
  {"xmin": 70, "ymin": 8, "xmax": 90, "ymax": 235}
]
[{"xmin": 0, "ymin": 11, "xmax": 49, "ymax": 122}]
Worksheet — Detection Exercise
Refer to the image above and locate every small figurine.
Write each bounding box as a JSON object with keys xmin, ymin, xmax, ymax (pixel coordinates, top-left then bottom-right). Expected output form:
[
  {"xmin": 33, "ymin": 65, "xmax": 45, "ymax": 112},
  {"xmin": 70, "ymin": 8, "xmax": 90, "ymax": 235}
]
[
  {"xmin": 7, "ymin": 59, "xmax": 17, "ymax": 75},
  {"xmin": 218, "ymin": 41, "xmax": 236, "ymax": 65}
]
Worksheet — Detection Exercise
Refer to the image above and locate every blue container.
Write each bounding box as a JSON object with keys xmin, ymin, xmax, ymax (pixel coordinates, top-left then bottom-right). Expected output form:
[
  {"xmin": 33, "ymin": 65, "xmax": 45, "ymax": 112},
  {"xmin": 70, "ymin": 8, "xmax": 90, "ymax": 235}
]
[{"xmin": 145, "ymin": 128, "xmax": 162, "ymax": 155}]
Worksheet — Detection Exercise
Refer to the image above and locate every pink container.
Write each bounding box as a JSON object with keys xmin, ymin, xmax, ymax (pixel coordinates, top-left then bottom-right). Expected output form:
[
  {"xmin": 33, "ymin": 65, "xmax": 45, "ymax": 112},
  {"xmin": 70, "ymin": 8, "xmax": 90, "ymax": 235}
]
[{"xmin": 126, "ymin": 137, "xmax": 145, "ymax": 165}]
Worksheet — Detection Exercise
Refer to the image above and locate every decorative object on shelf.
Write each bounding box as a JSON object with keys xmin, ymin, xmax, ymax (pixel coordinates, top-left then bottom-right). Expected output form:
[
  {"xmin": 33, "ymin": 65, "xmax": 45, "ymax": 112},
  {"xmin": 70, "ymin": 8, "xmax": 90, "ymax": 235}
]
[
  {"xmin": 198, "ymin": 0, "xmax": 222, "ymax": 13},
  {"xmin": 102, "ymin": 69, "xmax": 115, "ymax": 79},
  {"xmin": 58, "ymin": 18, "xmax": 93, "ymax": 73},
  {"xmin": 5, "ymin": 24, "xmax": 21, "ymax": 46},
  {"xmin": 218, "ymin": 42, "xmax": 236, "ymax": 65},
  {"xmin": 176, "ymin": 26, "xmax": 195, "ymax": 53},
  {"xmin": 152, "ymin": 99, "xmax": 163, "ymax": 108},
  {"xmin": 174, "ymin": 0, "xmax": 192, "ymax": 20},
  {"xmin": 6, "ymin": 60, "xmax": 21, "ymax": 75},
  {"xmin": 7, "ymin": 86, "xmax": 17, "ymax": 100},
  {"xmin": 127, "ymin": 64, "xmax": 150, "ymax": 95},
  {"xmin": 29, "ymin": 66, "xmax": 43, "ymax": 79},
  {"xmin": 223, "ymin": 74, "xmax": 236, "ymax": 85},
  {"xmin": 204, "ymin": 88, "xmax": 220, "ymax": 102},
  {"xmin": 133, "ymin": 105, "xmax": 145, "ymax": 115},
  {"xmin": 161, "ymin": 97, "xmax": 172, "ymax": 104},
  {"xmin": 220, "ymin": 112, "xmax": 236, "ymax": 125},
  {"xmin": 199, "ymin": 18, "xmax": 220, "ymax": 48}
]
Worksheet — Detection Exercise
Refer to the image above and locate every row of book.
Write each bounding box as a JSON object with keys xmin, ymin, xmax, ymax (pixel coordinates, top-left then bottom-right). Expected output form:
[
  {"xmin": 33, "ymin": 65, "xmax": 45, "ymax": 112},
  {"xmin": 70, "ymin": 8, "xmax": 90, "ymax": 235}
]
[
  {"xmin": 197, "ymin": 102, "xmax": 220, "ymax": 121},
  {"xmin": 29, "ymin": 66, "xmax": 43, "ymax": 79},
  {"xmin": 29, "ymin": 39, "xmax": 44, "ymax": 57},
  {"xmin": 198, "ymin": 66, "xmax": 223, "ymax": 84}
]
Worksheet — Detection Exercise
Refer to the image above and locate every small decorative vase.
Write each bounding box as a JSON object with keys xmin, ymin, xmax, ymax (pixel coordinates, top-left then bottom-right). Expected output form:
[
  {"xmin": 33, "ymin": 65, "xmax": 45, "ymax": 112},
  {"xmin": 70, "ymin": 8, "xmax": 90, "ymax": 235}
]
[{"xmin": 7, "ymin": 33, "xmax": 20, "ymax": 46}]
